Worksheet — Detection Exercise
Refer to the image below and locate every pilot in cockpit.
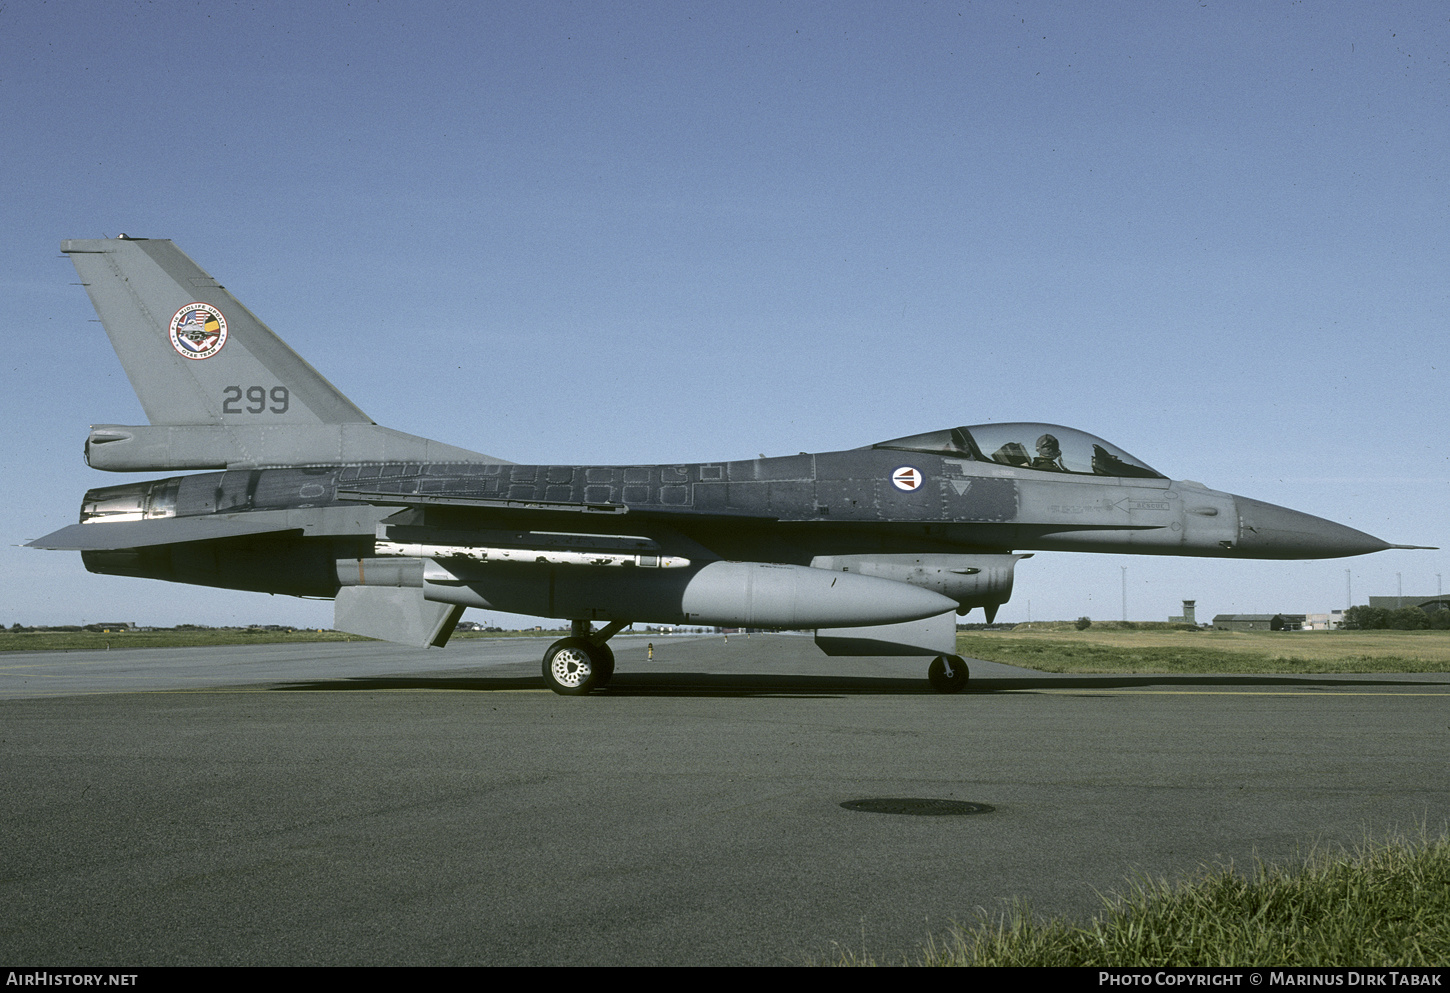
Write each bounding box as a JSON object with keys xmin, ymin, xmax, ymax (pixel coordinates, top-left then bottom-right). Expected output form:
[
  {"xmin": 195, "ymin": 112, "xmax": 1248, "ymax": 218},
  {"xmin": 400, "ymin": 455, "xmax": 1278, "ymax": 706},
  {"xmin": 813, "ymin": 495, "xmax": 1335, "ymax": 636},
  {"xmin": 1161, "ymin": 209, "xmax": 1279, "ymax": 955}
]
[{"xmin": 1031, "ymin": 433, "xmax": 1068, "ymax": 472}]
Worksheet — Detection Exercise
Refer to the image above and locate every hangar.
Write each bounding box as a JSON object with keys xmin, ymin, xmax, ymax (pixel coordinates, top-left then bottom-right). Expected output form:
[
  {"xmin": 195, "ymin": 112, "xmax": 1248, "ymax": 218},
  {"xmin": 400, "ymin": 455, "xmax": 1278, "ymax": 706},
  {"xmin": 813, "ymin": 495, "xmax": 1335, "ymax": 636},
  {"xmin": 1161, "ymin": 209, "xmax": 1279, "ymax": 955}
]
[{"xmin": 1212, "ymin": 613, "xmax": 1306, "ymax": 632}]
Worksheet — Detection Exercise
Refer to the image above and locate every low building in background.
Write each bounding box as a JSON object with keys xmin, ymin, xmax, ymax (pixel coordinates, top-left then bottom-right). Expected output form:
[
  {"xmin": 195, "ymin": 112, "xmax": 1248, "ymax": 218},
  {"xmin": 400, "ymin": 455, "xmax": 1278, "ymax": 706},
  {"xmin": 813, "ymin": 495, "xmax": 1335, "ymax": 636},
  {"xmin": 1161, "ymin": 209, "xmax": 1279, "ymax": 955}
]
[
  {"xmin": 1368, "ymin": 596, "xmax": 1450, "ymax": 613},
  {"xmin": 1212, "ymin": 613, "xmax": 1306, "ymax": 632},
  {"xmin": 1304, "ymin": 610, "xmax": 1345, "ymax": 631}
]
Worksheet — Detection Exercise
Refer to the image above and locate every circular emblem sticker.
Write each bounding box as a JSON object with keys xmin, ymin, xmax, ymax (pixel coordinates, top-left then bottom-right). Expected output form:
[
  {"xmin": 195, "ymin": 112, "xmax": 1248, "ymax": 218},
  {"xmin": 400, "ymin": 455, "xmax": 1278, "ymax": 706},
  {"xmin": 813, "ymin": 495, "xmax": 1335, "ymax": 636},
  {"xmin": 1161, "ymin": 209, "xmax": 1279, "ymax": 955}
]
[
  {"xmin": 892, "ymin": 466, "xmax": 923, "ymax": 491},
  {"xmin": 169, "ymin": 303, "xmax": 228, "ymax": 360}
]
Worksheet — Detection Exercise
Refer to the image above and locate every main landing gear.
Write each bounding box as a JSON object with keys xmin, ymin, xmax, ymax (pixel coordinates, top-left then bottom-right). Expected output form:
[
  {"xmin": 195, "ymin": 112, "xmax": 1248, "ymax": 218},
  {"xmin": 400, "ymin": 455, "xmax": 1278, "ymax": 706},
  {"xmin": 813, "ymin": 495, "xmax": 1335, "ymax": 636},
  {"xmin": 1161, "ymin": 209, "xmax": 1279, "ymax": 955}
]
[
  {"xmin": 542, "ymin": 620, "xmax": 628, "ymax": 695},
  {"xmin": 927, "ymin": 654, "xmax": 970, "ymax": 693}
]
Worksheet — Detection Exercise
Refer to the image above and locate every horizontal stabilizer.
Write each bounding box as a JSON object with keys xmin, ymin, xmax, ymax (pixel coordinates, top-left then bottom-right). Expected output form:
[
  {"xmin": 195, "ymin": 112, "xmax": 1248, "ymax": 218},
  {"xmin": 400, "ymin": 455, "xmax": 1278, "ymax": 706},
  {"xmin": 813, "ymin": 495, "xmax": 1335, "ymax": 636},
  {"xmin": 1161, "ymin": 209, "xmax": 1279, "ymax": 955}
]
[
  {"xmin": 333, "ymin": 585, "xmax": 463, "ymax": 649},
  {"xmin": 814, "ymin": 610, "xmax": 958, "ymax": 657},
  {"xmin": 28, "ymin": 516, "xmax": 302, "ymax": 551},
  {"xmin": 29, "ymin": 506, "xmax": 382, "ymax": 551}
]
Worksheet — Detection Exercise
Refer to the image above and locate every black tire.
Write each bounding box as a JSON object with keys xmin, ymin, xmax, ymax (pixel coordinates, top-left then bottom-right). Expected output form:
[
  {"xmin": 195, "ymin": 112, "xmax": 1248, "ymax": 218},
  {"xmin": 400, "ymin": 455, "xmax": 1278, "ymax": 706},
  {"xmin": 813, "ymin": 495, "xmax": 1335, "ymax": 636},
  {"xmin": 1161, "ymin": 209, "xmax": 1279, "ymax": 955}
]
[
  {"xmin": 543, "ymin": 637, "xmax": 602, "ymax": 695},
  {"xmin": 927, "ymin": 654, "xmax": 970, "ymax": 694},
  {"xmin": 591, "ymin": 642, "xmax": 616, "ymax": 687}
]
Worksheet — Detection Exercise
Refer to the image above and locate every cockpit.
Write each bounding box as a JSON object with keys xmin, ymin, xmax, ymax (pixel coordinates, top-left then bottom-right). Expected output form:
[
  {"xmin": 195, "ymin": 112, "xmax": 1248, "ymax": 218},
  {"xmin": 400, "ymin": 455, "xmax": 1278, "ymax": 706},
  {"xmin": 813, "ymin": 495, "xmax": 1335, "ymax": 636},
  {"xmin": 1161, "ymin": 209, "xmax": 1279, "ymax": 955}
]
[{"xmin": 871, "ymin": 423, "xmax": 1164, "ymax": 479}]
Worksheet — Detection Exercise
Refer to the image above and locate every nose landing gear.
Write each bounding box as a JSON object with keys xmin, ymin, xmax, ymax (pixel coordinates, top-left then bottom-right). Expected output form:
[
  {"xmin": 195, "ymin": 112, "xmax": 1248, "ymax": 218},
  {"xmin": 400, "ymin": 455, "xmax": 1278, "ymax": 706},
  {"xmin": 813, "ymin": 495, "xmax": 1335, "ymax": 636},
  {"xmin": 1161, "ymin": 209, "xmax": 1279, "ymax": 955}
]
[{"xmin": 927, "ymin": 654, "xmax": 970, "ymax": 693}]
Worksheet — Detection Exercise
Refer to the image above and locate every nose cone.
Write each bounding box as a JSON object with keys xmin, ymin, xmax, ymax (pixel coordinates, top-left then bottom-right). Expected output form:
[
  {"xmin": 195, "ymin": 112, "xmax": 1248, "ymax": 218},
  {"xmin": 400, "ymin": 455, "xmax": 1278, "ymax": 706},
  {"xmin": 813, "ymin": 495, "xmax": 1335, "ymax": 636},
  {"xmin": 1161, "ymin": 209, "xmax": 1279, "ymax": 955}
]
[{"xmin": 1233, "ymin": 497, "xmax": 1393, "ymax": 559}]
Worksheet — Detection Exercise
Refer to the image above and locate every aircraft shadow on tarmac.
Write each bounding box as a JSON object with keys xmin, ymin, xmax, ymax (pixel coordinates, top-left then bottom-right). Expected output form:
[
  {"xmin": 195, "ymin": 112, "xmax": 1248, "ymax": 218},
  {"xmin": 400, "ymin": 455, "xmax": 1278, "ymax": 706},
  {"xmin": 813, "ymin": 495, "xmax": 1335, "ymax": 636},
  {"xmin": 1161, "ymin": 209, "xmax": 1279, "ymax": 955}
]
[
  {"xmin": 268, "ymin": 669, "xmax": 1447, "ymax": 698},
  {"xmin": 272, "ymin": 672, "xmax": 922, "ymax": 698}
]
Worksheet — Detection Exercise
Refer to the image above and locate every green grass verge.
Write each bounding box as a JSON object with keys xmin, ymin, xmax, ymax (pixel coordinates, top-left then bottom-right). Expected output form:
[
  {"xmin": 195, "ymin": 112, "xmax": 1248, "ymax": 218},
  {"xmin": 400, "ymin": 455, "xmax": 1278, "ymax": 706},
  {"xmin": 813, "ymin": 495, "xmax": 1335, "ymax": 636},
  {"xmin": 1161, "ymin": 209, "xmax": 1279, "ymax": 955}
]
[
  {"xmin": 923, "ymin": 831, "xmax": 1450, "ymax": 967},
  {"xmin": 834, "ymin": 830, "xmax": 1450, "ymax": 966},
  {"xmin": 956, "ymin": 630, "xmax": 1450, "ymax": 674}
]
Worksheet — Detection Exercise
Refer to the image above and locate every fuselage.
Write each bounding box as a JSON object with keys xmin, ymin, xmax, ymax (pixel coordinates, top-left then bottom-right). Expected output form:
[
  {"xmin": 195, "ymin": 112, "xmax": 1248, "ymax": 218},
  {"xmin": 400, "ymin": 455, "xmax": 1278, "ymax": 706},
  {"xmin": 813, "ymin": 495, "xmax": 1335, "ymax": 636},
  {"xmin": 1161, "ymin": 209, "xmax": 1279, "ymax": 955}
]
[{"xmin": 70, "ymin": 443, "xmax": 1392, "ymax": 606}]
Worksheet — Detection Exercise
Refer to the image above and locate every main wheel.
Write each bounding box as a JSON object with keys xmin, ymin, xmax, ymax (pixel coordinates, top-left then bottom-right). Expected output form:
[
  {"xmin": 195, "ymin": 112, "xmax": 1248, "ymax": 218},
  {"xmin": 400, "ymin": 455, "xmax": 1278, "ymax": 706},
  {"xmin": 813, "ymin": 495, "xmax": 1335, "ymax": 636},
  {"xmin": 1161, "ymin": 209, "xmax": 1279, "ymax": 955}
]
[
  {"xmin": 927, "ymin": 654, "xmax": 970, "ymax": 694},
  {"xmin": 543, "ymin": 637, "xmax": 604, "ymax": 695}
]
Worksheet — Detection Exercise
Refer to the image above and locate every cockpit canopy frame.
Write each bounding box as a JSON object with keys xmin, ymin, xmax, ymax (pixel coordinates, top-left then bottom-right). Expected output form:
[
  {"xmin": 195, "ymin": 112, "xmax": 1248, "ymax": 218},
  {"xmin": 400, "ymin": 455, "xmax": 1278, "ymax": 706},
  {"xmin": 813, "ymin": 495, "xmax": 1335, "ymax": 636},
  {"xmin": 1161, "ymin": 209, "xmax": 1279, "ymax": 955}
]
[{"xmin": 872, "ymin": 423, "xmax": 1164, "ymax": 479}]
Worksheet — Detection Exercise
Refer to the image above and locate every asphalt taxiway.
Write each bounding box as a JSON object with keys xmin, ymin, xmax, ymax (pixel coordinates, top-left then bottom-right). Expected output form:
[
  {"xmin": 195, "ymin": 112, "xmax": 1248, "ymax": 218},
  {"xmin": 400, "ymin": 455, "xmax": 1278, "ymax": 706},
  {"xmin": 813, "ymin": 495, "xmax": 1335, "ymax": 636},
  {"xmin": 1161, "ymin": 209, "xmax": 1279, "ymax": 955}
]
[{"xmin": 2, "ymin": 634, "xmax": 1447, "ymax": 965}]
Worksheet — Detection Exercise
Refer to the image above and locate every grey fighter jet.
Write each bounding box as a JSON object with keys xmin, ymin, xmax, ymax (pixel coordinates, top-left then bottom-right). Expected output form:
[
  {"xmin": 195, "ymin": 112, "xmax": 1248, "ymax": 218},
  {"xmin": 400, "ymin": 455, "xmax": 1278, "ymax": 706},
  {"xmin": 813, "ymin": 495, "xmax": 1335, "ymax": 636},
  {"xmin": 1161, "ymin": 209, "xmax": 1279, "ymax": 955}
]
[{"xmin": 29, "ymin": 238, "xmax": 1429, "ymax": 694}]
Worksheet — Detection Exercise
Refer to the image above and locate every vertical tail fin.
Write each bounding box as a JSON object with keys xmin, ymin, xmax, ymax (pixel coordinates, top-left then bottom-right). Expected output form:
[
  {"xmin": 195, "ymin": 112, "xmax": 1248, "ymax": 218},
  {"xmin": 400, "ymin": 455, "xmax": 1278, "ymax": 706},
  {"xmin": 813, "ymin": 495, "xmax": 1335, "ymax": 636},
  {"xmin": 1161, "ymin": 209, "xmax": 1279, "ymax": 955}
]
[
  {"xmin": 64, "ymin": 236, "xmax": 371, "ymax": 427},
  {"xmin": 64, "ymin": 236, "xmax": 504, "ymax": 470}
]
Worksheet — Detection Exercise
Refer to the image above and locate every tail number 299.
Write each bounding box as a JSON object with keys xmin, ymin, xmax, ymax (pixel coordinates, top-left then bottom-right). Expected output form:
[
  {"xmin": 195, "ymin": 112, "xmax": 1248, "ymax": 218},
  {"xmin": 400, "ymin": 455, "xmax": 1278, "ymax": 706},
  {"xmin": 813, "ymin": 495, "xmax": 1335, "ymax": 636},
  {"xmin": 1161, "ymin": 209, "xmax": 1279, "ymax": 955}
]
[{"xmin": 222, "ymin": 386, "xmax": 290, "ymax": 414}]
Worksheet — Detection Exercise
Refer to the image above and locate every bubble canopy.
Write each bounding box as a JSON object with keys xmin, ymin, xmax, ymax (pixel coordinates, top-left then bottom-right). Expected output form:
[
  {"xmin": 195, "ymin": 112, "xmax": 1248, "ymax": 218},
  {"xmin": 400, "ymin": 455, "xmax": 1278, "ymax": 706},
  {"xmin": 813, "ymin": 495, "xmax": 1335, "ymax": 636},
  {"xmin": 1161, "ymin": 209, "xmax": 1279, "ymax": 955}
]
[{"xmin": 871, "ymin": 423, "xmax": 1164, "ymax": 479}]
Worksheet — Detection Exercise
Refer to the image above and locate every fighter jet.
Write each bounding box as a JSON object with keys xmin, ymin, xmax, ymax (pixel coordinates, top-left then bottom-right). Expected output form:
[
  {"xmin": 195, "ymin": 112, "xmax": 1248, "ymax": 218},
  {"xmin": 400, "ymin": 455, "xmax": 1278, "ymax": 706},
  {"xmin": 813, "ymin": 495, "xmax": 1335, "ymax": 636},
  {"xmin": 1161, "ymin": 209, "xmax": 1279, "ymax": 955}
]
[{"xmin": 29, "ymin": 237, "xmax": 1428, "ymax": 694}]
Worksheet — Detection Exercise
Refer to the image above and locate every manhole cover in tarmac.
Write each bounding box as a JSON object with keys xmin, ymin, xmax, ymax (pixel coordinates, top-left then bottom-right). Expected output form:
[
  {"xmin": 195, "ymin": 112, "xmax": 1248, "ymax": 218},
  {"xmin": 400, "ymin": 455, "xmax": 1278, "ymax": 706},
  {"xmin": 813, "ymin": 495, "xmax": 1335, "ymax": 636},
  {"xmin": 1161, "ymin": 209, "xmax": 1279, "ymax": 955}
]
[{"xmin": 840, "ymin": 798, "xmax": 994, "ymax": 816}]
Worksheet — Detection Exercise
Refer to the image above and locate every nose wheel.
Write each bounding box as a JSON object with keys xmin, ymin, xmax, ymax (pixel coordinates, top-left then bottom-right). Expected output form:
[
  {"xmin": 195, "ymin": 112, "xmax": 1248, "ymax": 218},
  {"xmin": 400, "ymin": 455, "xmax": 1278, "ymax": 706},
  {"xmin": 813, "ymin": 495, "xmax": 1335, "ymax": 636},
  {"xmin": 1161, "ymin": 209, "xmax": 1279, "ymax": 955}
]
[{"xmin": 927, "ymin": 654, "xmax": 970, "ymax": 693}]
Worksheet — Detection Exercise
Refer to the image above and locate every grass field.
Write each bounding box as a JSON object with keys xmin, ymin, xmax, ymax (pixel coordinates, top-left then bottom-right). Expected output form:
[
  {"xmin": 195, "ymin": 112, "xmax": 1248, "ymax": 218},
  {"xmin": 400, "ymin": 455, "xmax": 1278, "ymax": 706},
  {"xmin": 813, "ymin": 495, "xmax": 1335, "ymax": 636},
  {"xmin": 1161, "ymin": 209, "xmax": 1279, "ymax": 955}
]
[
  {"xmin": 957, "ymin": 627, "xmax": 1450, "ymax": 674},
  {"xmin": 6, "ymin": 625, "xmax": 1449, "ymax": 674},
  {"xmin": 837, "ymin": 829, "xmax": 1450, "ymax": 966}
]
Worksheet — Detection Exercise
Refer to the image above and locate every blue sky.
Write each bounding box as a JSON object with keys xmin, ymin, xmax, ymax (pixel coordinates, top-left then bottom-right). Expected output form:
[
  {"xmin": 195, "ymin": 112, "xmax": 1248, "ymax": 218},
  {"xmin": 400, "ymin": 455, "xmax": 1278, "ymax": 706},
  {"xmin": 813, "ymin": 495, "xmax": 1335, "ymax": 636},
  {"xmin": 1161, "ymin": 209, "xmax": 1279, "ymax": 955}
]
[{"xmin": 2, "ymin": 1, "xmax": 1445, "ymax": 628}]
